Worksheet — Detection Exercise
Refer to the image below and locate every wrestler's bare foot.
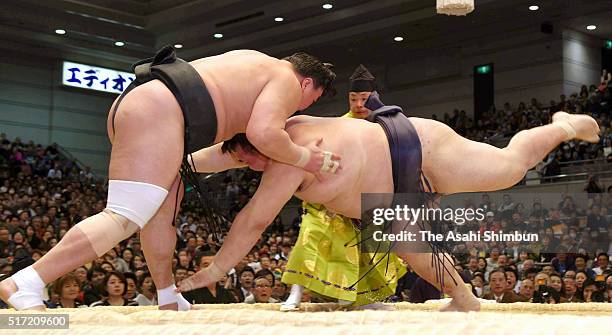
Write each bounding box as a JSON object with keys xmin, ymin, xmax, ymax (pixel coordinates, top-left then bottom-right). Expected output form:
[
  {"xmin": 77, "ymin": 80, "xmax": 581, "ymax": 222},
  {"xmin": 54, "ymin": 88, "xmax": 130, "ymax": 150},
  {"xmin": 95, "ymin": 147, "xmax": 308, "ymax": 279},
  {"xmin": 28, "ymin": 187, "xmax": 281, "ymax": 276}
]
[
  {"xmin": 0, "ymin": 278, "xmax": 45, "ymax": 311},
  {"xmin": 552, "ymin": 112, "xmax": 600, "ymax": 143},
  {"xmin": 439, "ymin": 297, "xmax": 481, "ymax": 312}
]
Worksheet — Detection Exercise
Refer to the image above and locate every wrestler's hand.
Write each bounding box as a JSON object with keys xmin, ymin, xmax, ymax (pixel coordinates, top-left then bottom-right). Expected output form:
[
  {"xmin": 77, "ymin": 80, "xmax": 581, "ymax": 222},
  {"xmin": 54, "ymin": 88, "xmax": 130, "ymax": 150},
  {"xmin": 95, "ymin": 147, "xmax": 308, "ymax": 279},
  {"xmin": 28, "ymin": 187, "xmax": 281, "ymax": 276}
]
[
  {"xmin": 302, "ymin": 139, "xmax": 342, "ymax": 179},
  {"xmin": 175, "ymin": 269, "xmax": 216, "ymax": 293}
]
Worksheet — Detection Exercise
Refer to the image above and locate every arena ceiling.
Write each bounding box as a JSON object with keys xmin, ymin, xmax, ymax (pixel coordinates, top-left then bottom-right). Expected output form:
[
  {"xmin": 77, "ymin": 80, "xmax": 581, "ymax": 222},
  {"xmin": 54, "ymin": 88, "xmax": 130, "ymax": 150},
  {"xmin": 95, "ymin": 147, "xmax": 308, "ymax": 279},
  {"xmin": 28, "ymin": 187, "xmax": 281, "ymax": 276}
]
[{"xmin": 0, "ymin": 0, "xmax": 611, "ymax": 70}]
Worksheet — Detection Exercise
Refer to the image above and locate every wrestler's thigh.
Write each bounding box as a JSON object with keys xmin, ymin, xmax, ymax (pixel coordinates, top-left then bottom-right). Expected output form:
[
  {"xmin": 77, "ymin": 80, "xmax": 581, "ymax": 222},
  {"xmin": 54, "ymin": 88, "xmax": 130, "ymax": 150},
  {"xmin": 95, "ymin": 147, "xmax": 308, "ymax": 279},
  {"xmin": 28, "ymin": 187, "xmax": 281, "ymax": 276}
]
[
  {"xmin": 108, "ymin": 80, "xmax": 184, "ymax": 190},
  {"xmin": 412, "ymin": 118, "xmax": 517, "ymax": 194}
]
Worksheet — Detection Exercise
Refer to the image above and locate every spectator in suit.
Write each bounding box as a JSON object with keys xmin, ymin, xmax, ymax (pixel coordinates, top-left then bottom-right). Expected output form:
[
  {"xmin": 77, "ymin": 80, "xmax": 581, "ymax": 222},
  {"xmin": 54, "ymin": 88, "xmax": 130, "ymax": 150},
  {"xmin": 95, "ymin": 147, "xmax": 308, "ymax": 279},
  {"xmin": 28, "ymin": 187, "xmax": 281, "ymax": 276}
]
[
  {"xmin": 518, "ymin": 278, "xmax": 535, "ymax": 301},
  {"xmin": 483, "ymin": 269, "xmax": 527, "ymax": 303}
]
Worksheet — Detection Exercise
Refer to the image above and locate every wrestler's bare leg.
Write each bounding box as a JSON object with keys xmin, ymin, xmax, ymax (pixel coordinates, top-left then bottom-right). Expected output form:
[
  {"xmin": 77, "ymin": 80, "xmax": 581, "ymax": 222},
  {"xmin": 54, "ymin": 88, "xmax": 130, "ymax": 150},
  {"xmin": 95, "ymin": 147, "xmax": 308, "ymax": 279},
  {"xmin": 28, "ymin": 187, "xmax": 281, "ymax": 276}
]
[
  {"xmin": 401, "ymin": 252, "xmax": 479, "ymax": 312},
  {"xmin": 403, "ymin": 112, "xmax": 598, "ymax": 311},
  {"xmin": 412, "ymin": 111, "xmax": 599, "ymax": 195},
  {"xmin": 141, "ymin": 174, "xmax": 183, "ymax": 310},
  {"xmin": 0, "ymin": 80, "xmax": 184, "ymax": 309}
]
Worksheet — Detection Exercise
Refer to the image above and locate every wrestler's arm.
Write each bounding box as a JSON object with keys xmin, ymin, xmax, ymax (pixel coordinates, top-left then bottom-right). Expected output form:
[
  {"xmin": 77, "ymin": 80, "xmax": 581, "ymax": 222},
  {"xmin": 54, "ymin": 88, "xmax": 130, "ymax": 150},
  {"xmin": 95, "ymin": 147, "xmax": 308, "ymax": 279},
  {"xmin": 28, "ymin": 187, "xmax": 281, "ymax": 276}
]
[
  {"xmin": 211, "ymin": 162, "xmax": 305, "ymax": 273},
  {"xmin": 246, "ymin": 79, "xmax": 306, "ymax": 168},
  {"xmin": 188, "ymin": 143, "xmax": 246, "ymax": 173}
]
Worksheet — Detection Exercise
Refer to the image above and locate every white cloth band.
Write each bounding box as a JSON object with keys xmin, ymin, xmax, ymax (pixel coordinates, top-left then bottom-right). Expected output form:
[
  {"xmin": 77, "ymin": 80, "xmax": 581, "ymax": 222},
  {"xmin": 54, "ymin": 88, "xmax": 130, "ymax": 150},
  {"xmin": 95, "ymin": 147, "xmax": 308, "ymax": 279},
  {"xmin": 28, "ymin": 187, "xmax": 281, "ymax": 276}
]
[
  {"xmin": 319, "ymin": 151, "xmax": 334, "ymax": 173},
  {"xmin": 555, "ymin": 121, "xmax": 576, "ymax": 141},
  {"xmin": 329, "ymin": 161, "xmax": 339, "ymax": 174},
  {"xmin": 157, "ymin": 284, "xmax": 191, "ymax": 311},
  {"xmin": 157, "ymin": 284, "xmax": 178, "ymax": 305},
  {"xmin": 295, "ymin": 147, "xmax": 310, "ymax": 168},
  {"xmin": 8, "ymin": 266, "xmax": 45, "ymax": 310},
  {"xmin": 106, "ymin": 180, "xmax": 168, "ymax": 228}
]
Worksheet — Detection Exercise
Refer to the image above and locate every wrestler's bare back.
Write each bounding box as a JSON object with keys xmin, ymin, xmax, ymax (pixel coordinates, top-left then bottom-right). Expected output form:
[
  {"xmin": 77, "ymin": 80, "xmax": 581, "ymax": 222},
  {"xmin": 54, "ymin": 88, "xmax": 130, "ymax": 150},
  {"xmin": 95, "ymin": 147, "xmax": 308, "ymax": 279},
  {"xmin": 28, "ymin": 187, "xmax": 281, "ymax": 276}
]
[
  {"xmin": 279, "ymin": 116, "xmax": 448, "ymax": 218},
  {"xmin": 285, "ymin": 116, "xmax": 393, "ymax": 218},
  {"xmin": 107, "ymin": 50, "xmax": 300, "ymax": 144}
]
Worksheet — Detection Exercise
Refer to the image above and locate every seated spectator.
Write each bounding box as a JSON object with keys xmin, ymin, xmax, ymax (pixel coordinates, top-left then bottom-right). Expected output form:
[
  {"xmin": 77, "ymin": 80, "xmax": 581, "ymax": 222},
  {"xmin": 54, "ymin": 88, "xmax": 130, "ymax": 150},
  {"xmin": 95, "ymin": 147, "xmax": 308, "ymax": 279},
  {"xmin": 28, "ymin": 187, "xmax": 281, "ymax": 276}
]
[
  {"xmin": 465, "ymin": 256, "xmax": 479, "ymax": 278},
  {"xmin": 574, "ymin": 255, "xmax": 596, "ymax": 279},
  {"xmin": 82, "ymin": 266, "xmax": 106, "ymax": 305},
  {"xmin": 582, "ymin": 278, "xmax": 605, "ymax": 302},
  {"xmin": 45, "ymin": 285, "xmax": 60, "ymax": 308},
  {"xmin": 52, "ymin": 273, "xmax": 85, "ymax": 308},
  {"xmin": 254, "ymin": 269, "xmax": 275, "ymax": 285},
  {"xmin": 104, "ymin": 248, "xmax": 129, "ymax": 273},
  {"xmin": 100, "ymin": 261, "xmax": 115, "ymax": 273},
  {"xmin": 130, "ymin": 254, "xmax": 147, "ymax": 272},
  {"xmin": 497, "ymin": 254, "xmax": 509, "ymax": 268},
  {"xmin": 523, "ymin": 267, "xmax": 539, "ymax": 283},
  {"xmin": 123, "ymin": 272, "xmax": 138, "ymax": 301},
  {"xmin": 592, "ymin": 252, "xmax": 610, "ymax": 275},
  {"xmin": 477, "ymin": 257, "xmax": 489, "ymax": 279},
  {"xmin": 518, "ymin": 278, "xmax": 535, "ymax": 301},
  {"xmin": 486, "ymin": 248, "xmax": 501, "ymax": 269},
  {"xmin": 272, "ymin": 281, "xmax": 288, "ymax": 302},
  {"xmin": 587, "ymin": 204, "xmax": 607, "ymax": 231},
  {"xmin": 258, "ymin": 253, "xmax": 272, "ymax": 271},
  {"xmin": 471, "ymin": 272, "xmax": 485, "ymax": 298},
  {"xmin": 47, "ymin": 163, "xmax": 62, "ymax": 179},
  {"xmin": 561, "ymin": 276, "xmax": 583, "ymax": 303},
  {"xmin": 483, "ymin": 269, "xmax": 526, "ymax": 303},
  {"xmin": 563, "ymin": 270, "xmax": 576, "ymax": 279},
  {"xmin": 174, "ymin": 266, "xmax": 189, "ymax": 285},
  {"xmin": 548, "ymin": 273, "xmax": 564, "ymax": 294},
  {"xmin": 504, "ymin": 267, "xmax": 520, "ymax": 294},
  {"xmin": 541, "ymin": 265, "xmax": 555, "ymax": 276},
  {"xmin": 176, "ymin": 250, "xmax": 193, "ymax": 272},
  {"xmin": 575, "ymin": 271, "xmax": 588, "ymax": 293},
  {"xmin": 520, "ymin": 259, "xmax": 535, "ymax": 275},
  {"xmin": 121, "ymin": 248, "xmax": 134, "ymax": 267},
  {"xmin": 134, "ymin": 272, "xmax": 157, "ymax": 306},
  {"xmin": 245, "ymin": 276, "xmax": 278, "ymax": 304},
  {"xmin": 551, "ymin": 253, "xmax": 575, "ymax": 274},
  {"xmin": 276, "ymin": 243, "xmax": 291, "ymax": 261},
  {"xmin": 90, "ymin": 271, "xmax": 138, "ymax": 307}
]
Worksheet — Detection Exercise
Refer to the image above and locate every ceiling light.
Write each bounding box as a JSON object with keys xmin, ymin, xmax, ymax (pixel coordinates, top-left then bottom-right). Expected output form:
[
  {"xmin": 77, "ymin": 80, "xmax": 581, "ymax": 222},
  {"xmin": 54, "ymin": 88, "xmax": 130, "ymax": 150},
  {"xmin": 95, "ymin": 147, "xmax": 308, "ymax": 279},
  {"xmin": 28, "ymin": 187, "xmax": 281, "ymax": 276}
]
[
  {"xmin": 174, "ymin": 44, "xmax": 183, "ymax": 49},
  {"xmin": 114, "ymin": 41, "xmax": 125, "ymax": 47},
  {"xmin": 394, "ymin": 36, "xmax": 404, "ymax": 42},
  {"xmin": 322, "ymin": 4, "xmax": 333, "ymax": 10},
  {"xmin": 55, "ymin": 29, "xmax": 66, "ymax": 35},
  {"xmin": 586, "ymin": 25, "xmax": 597, "ymax": 31},
  {"xmin": 274, "ymin": 17, "xmax": 284, "ymax": 22},
  {"xmin": 528, "ymin": 5, "xmax": 539, "ymax": 11},
  {"xmin": 214, "ymin": 33, "xmax": 223, "ymax": 39}
]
